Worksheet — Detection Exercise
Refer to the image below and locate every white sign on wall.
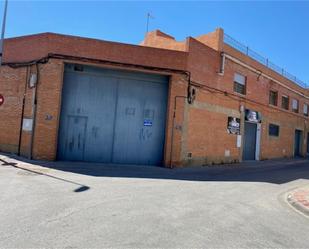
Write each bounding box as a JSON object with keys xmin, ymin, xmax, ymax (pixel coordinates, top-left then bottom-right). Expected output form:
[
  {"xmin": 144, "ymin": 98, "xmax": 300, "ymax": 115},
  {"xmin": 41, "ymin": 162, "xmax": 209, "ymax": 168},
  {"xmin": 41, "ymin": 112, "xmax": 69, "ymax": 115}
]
[
  {"xmin": 237, "ymin": 135, "xmax": 242, "ymax": 148},
  {"xmin": 224, "ymin": 149, "xmax": 231, "ymax": 157},
  {"xmin": 22, "ymin": 118, "xmax": 33, "ymax": 132}
]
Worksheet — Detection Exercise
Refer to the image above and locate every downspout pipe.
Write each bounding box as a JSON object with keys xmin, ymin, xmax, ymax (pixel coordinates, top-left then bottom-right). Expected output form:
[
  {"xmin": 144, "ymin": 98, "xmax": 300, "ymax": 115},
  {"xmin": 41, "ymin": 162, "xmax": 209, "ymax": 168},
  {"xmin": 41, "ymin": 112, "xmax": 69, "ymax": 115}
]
[
  {"xmin": 17, "ymin": 66, "xmax": 29, "ymax": 156},
  {"xmin": 29, "ymin": 63, "xmax": 39, "ymax": 159},
  {"xmin": 169, "ymin": 71, "xmax": 193, "ymax": 168},
  {"xmin": 170, "ymin": 95, "xmax": 187, "ymax": 168},
  {"xmin": 218, "ymin": 52, "xmax": 225, "ymax": 75}
]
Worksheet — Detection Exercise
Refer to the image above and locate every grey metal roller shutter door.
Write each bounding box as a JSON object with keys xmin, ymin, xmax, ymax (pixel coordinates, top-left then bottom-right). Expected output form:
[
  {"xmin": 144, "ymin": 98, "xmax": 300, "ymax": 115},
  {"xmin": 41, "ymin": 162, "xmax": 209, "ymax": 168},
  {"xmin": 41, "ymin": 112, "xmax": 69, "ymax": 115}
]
[{"xmin": 57, "ymin": 65, "xmax": 168, "ymax": 166}]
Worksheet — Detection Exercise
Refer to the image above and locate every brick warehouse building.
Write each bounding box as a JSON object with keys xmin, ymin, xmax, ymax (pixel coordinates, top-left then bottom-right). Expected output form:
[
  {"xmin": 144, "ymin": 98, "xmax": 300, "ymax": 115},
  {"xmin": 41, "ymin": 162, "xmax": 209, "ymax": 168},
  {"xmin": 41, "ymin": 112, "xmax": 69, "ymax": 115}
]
[{"xmin": 0, "ymin": 28, "xmax": 308, "ymax": 167}]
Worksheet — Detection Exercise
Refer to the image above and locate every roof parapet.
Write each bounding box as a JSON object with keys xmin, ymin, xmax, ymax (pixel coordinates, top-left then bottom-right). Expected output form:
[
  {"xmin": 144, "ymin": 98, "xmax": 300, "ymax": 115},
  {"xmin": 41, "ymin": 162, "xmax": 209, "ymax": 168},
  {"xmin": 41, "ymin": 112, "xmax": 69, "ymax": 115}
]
[
  {"xmin": 141, "ymin": 29, "xmax": 187, "ymax": 51},
  {"xmin": 223, "ymin": 32, "xmax": 308, "ymax": 89},
  {"xmin": 195, "ymin": 28, "xmax": 224, "ymax": 51},
  {"xmin": 151, "ymin": 30, "xmax": 176, "ymax": 40}
]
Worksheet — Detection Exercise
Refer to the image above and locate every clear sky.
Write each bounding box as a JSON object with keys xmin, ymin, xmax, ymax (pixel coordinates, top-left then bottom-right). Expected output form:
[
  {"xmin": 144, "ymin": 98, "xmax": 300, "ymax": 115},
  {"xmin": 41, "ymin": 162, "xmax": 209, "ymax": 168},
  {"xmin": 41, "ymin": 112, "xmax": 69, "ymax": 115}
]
[{"xmin": 2, "ymin": 1, "xmax": 309, "ymax": 84}]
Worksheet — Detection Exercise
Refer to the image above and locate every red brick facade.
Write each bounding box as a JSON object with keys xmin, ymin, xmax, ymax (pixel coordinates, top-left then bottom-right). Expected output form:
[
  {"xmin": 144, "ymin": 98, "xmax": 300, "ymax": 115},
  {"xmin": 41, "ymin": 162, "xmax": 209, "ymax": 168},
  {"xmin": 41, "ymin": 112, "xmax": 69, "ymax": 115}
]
[
  {"xmin": 142, "ymin": 28, "xmax": 309, "ymax": 166},
  {"xmin": 0, "ymin": 29, "xmax": 308, "ymax": 167}
]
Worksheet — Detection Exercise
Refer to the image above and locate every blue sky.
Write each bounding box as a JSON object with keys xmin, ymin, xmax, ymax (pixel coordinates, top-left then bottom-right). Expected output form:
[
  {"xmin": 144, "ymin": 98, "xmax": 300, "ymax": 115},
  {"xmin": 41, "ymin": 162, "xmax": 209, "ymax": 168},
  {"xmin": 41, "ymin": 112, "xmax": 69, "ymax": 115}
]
[{"xmin": 3, "ymin": 1, "xmax": 309, "ymax": 84}]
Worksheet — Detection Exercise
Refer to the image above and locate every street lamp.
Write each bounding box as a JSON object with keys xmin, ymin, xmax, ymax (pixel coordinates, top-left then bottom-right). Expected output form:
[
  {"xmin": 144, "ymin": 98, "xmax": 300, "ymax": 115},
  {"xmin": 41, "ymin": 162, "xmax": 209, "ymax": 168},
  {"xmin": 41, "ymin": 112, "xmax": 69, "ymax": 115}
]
[{"xmin": 0, "ymin": 0, "xmax": 8, "ymax": 65}]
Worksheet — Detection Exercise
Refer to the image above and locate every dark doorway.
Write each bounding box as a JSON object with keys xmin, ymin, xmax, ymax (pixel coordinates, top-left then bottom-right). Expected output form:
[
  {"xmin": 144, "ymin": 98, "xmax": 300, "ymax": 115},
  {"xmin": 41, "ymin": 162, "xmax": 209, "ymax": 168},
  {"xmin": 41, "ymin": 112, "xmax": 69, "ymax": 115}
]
[
  {"xmin": 294, "ymin": 130, "xmax": 302, "ymax": 157},
  {"xmin": 243, "ymin": 122, "xmax": 257, "ymax": 160}
]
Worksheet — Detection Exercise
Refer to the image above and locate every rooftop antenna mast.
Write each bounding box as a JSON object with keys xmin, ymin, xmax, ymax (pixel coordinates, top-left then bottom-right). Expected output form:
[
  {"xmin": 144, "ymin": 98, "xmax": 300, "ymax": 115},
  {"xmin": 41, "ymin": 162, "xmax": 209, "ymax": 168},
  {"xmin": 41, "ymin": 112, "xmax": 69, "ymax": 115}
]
[
  {"xmin": 0, "ymin": 0, "xmax": 8, "ymax": 65},
  {"xmin": 146, "ymin": 12, "xmax": 154, "ymax": 34}
]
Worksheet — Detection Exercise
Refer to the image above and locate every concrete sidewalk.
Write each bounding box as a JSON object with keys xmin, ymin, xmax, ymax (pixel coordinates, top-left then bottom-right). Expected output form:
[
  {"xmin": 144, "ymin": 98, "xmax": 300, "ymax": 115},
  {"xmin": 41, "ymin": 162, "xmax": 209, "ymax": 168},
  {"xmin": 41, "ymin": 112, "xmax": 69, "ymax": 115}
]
[
  {"xmin": 287, "ymin": 185, "xmax": 309, "ymax": 217},
  {"xmin": 1, "ymin": 153, "xmax": 309, "ymax": 248}
]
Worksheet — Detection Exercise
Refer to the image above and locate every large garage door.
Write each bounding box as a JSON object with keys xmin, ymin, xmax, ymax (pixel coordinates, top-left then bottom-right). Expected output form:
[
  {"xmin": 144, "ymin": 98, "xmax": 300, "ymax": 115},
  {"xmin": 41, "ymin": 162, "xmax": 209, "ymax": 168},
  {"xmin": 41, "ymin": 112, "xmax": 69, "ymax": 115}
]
[{"xmin": 57, "ymin": 64, "xmax": 169, "ymax": 166}]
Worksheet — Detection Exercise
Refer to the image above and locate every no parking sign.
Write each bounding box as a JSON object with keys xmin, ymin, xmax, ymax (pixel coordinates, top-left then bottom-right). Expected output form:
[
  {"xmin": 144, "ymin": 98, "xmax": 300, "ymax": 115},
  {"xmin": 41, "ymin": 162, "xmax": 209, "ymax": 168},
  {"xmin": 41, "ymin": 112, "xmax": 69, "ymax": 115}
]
[{"xmin": 0, "ymin": 94, "xmax": 4, "ymax": 106}]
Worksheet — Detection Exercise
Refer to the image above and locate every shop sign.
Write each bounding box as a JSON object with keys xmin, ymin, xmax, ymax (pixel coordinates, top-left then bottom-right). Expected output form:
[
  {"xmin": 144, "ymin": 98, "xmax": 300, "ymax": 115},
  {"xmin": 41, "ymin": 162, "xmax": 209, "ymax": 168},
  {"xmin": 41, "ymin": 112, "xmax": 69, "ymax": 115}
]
[
  {"xmin": 245, "ymin": 109, "xmax": 261, "ymax": 123},
  {"xmin": 227, "ymin": 117, "xmax": 240, "ymax": 135}
]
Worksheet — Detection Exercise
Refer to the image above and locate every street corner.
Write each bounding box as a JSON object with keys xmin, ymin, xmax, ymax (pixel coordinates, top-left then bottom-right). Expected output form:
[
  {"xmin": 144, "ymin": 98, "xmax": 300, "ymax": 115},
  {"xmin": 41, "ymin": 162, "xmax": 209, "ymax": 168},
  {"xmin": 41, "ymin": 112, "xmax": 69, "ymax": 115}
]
[{"xmin": 287, "ymin": 185, "xmax": 309, "ymax": 217}]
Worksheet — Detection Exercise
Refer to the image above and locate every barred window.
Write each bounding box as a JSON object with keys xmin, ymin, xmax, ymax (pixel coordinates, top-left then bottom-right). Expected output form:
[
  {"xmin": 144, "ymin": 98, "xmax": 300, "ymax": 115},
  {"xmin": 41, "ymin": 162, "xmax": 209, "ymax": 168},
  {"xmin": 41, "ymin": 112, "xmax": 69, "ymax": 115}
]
[
  {"xmin": 269, "ymin": 91, "xmax": 278, "ymax": 106},
  {"xmin": 233, "ymin": 73, "xmax": 246, "ymax": 95},
  {"xmin": 281, "ymin": 95, "xmax": 289, "ymax": 110}
]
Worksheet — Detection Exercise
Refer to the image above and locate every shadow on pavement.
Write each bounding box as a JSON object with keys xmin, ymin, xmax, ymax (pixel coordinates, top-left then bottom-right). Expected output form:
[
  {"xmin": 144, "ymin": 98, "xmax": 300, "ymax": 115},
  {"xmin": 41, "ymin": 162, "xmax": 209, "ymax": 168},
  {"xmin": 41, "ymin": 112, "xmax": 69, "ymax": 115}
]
[
  {"xmin": 1, "ymin": 154, "xmax": 308, "ymax": 185},
  {"xmin": 0, "ymin": 158, "xmax": 90, "ymax": 192}
]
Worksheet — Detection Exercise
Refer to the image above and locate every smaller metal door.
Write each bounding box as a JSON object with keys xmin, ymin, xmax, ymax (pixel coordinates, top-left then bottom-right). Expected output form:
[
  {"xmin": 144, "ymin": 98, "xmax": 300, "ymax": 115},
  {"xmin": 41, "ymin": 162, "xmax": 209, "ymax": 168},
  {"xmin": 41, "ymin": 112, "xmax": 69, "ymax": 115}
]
[
  {"xmin": 63, "ymin": 116, "xmax": 87, "ymax": 161},
  {"xmin": 294, "ymin": 130, "xmax": 302, "ymax": 157},
  {"xmin": 243, "ymin": 122, "xmax": 257, "ymax": 160}
]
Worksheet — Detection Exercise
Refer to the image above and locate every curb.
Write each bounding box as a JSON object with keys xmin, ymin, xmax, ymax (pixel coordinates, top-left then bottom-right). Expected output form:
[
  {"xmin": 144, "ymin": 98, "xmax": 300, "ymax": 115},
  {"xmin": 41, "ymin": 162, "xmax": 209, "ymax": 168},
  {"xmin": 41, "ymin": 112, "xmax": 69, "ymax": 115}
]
[{"xmin": 286, "ymin": 186, "xmax": 309, "ymax": 217}]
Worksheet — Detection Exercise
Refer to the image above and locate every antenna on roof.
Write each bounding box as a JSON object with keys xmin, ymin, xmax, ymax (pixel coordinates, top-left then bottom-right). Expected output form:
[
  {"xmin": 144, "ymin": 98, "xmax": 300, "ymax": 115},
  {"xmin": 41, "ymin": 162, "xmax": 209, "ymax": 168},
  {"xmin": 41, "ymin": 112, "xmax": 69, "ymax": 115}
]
[
  {"xmin": 146, "ymin": 12, "xmax": 155, "ymax": 34},
  {"xmin": 0, "ymin": 0, "xmax": 8, "ymax": 65}
]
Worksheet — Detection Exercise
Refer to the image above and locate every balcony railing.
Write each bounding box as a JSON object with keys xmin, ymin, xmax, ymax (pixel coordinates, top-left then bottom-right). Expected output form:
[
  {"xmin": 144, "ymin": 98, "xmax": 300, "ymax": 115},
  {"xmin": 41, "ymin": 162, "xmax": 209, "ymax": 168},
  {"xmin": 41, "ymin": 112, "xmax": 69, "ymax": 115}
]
[{"xmin": 224, "ymin": 33, "xmax": 308, "ymax": 89}]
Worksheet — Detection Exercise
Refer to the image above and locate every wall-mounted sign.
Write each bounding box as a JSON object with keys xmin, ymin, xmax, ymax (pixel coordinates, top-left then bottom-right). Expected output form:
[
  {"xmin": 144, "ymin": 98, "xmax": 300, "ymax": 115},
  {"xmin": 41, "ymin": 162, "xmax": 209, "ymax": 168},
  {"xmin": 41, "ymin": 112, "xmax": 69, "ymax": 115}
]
[
  {"xmin": 143, "ymin": 120, "xmax": 153, "ymax": 127},
  {"xmin": 237, "ymin": 135, "xmax": 242, "ymax": 148},
  {"xmin": 227, "ymin": 117, "xmax": 240, "ymax": 135},
  {"xmin": 245, "ymin": 109, "xmax": 261, "ymax": 123},
  {"xmin": 45, "ymin": 114, "xmax": 53, "ymax": 121},
  {"xmin": 22, "ymin": 118, "xmax": 33, "ymax": 132},
  {"xmin": 0, "ymin": 94, "xmax": 4, "ymax": 106}
]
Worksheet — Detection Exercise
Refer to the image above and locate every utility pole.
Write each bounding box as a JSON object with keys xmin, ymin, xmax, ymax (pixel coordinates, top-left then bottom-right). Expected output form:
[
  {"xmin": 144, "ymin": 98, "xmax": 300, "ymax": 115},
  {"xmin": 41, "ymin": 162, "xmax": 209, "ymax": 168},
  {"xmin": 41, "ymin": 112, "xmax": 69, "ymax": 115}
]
[{"xmin": 0, "ymin": 0, "xmax": 8, "ymax": 65}]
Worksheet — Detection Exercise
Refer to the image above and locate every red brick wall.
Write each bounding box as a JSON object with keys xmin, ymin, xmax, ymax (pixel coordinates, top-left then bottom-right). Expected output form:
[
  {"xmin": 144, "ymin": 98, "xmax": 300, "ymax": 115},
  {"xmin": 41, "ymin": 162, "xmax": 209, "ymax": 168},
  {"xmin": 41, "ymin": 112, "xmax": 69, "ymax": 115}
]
[
  {"xmin": 163, "ymin": 74, "xmax": 188, "ymax": 166},
  {"xmin": 31, "ymin": 60, "xmax": 64, "ymax": 160},
  {"xmin": 1, "ymin": 31, "xmax": 308, "ymax": 167},
  {"xmin": 141, "ymin": 30, "xmax": 187, "ymax": 52},
  {"xmin": 3, "ymin": 33, "xmax": 188, "ymax": 71},
  {"xmin": 180, "ymin": 38, "xmax": 309, "ymax": 165},
  {"xmin": 195, "ymin": 28, "xmax": 224, "ymax": 52},
  {"xmin": 145, "ymin": 31, "xmax": 309, "ymax": 165},
  {"xmin": 0, "ymin": 66, "xmax": 26, "ymax": 154},
  {"xmin": 1, "ymin": 33, "xmax": 189, "ymax": 164}
]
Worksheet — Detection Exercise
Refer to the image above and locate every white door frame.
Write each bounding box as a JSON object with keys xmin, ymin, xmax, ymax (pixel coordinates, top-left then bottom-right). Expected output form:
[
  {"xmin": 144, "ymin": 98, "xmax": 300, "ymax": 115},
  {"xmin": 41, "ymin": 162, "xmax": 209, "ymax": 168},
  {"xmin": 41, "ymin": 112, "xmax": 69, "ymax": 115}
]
[{"xmin": 255, "ymin": 123, "xmax": 262, "ymax": 160}]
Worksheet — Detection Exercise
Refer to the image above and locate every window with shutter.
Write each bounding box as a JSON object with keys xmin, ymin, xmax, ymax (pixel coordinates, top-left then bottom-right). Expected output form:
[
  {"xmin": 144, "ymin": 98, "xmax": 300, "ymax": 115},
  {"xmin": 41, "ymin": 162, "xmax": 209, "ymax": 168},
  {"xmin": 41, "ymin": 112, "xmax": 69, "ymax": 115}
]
[{"xmin": 233, "ymin": 73, "xmax": 246, "ymax": 95}]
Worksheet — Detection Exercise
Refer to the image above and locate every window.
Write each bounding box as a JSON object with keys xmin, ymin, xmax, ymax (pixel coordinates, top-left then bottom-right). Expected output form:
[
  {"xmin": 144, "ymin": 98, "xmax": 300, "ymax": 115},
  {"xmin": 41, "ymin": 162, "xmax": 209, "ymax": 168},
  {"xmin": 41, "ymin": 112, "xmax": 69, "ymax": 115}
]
[
  {"xmin": 269, "ymin": 90, "xmax": 278, "ymax": 106},
  {"xmin": 292, "ymin": 99, "xmax": 299, "ymax": 113},
  {"xmin": 234, "ymin": 73, "xmax": 246, "ymax": 95},
  {"xmin": 304, "ymin": 104, "xmax": 309, "ymax": 117},
  {"xmin": 269, "ymin": 124, "xmax": 280, "ymax": 137},
  {"xmin": 281, "ymin": 95, "xmax": 289, "ymax": 110}
]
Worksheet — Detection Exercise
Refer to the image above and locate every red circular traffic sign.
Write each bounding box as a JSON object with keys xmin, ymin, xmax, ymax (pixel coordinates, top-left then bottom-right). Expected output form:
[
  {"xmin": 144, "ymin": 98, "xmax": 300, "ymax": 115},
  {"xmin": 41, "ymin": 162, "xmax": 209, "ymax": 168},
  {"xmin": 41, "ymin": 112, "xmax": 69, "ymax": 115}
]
[{"xmin": 0, "ymin": 94, "xmax": 4, "ymax": 106}]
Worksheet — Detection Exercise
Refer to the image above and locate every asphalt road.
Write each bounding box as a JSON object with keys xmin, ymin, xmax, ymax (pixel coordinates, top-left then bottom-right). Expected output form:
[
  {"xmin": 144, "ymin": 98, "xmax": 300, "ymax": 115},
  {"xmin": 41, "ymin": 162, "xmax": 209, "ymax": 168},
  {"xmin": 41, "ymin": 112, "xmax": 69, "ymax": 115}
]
[{"xmin": 0, "ymin": 155, "xmax": 309, "ymax": 248}]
